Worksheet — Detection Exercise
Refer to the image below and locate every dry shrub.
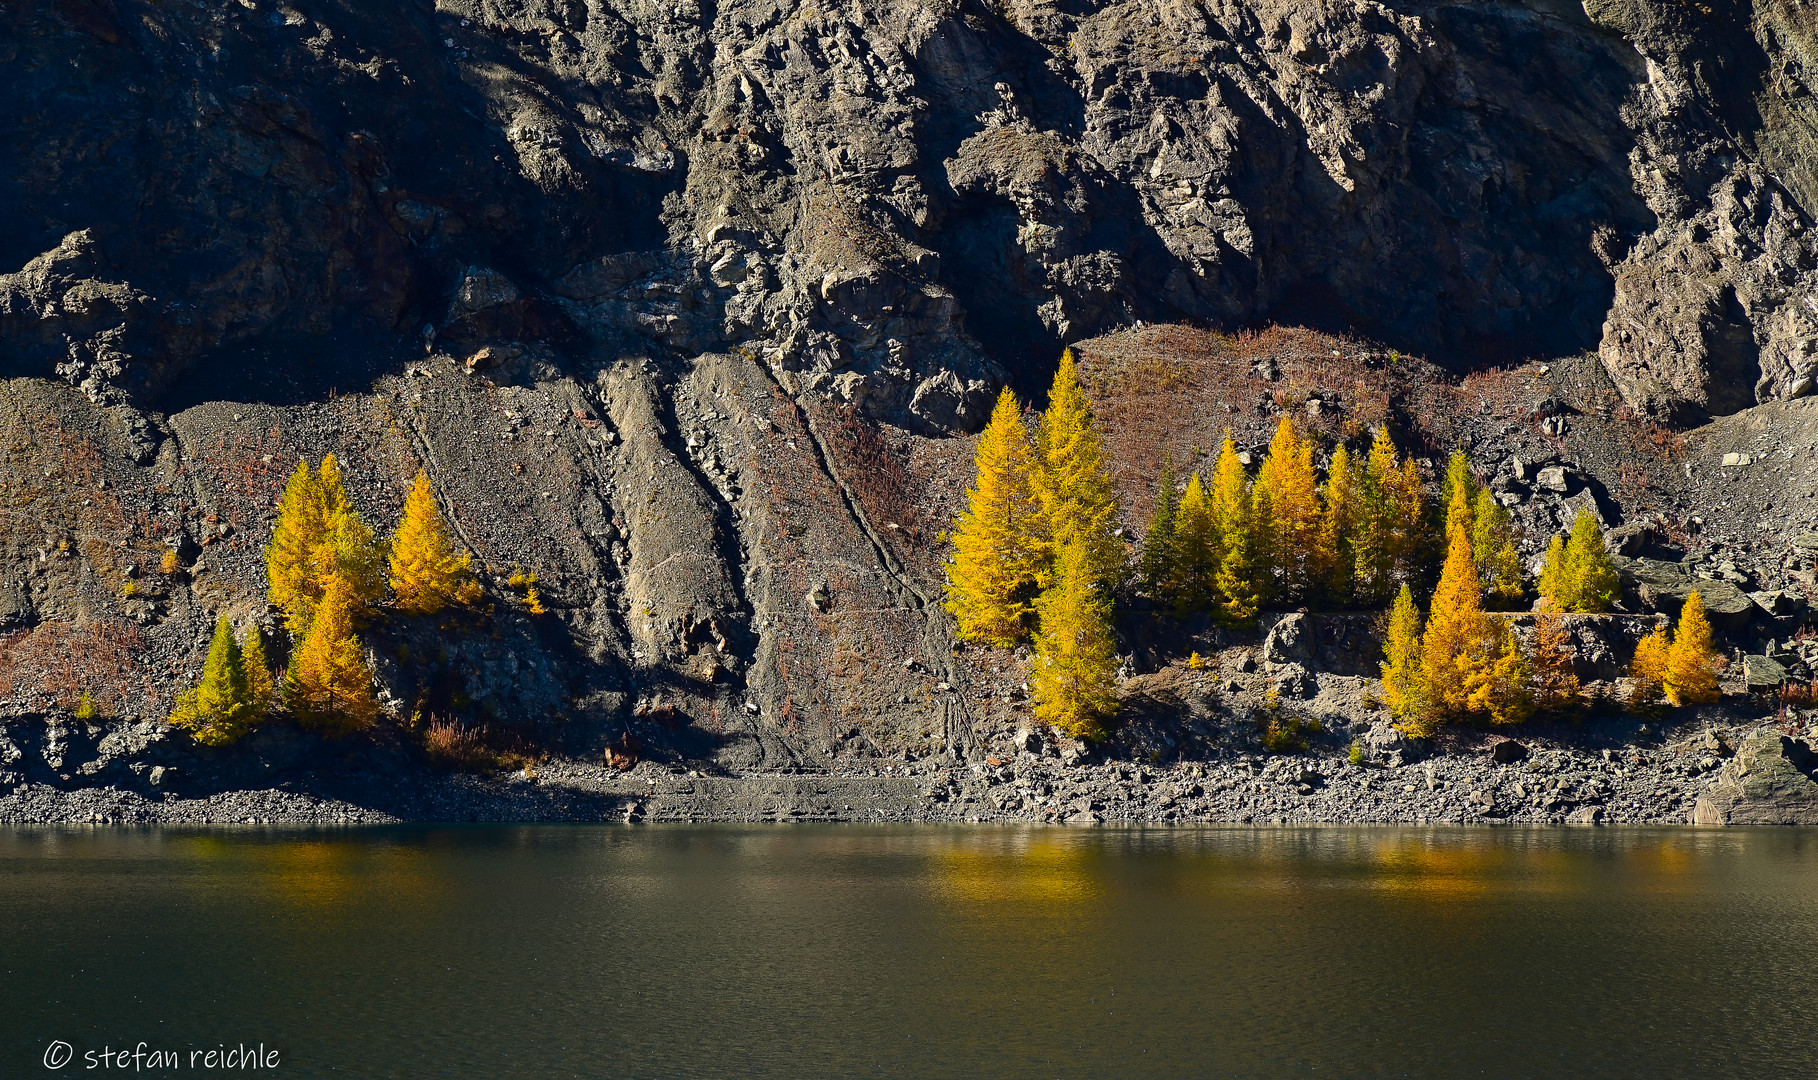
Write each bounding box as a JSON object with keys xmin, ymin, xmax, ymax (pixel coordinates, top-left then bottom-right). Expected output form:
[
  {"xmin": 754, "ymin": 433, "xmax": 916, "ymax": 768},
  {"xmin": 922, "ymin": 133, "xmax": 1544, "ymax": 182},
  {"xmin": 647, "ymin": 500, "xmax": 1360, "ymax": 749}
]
[
  {"xmin": 821, "ymin": 403, "xmax": 926, "ymax": 546},
  {"xmin": 0, "ymin": 618, "xmax": 152, "ymax": 715}
]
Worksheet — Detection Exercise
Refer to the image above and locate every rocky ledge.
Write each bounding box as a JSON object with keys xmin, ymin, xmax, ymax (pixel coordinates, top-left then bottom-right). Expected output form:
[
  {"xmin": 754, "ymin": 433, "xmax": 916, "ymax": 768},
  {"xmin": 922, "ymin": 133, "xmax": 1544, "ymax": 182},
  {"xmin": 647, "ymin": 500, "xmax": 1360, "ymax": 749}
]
[{"xmin": 5, "ymin": 714, "xmax": 1815, "ymax": 827}]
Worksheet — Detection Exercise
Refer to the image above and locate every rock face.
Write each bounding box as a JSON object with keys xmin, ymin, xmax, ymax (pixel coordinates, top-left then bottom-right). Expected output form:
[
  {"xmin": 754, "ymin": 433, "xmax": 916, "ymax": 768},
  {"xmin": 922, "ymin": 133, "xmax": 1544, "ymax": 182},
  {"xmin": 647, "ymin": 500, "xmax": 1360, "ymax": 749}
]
[
  {"xmin": 2, "ymin": 0, "xmax": 1815, "ymax": 421},
  {"xmin": 1693, "ymin": 730, "xmax": 1818, "ymax": 825}
]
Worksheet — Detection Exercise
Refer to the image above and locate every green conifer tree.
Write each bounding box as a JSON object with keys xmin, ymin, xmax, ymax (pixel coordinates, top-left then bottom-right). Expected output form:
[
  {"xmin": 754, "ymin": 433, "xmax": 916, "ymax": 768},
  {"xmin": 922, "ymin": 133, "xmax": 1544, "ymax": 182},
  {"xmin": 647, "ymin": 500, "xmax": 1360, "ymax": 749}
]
[
  {"xmin": 1139, "ymin": 459, "xmax": 1179, "ymax": 605},
  {"xmin": 169, "ymin": 617, "xmax": 254, "ymax": 746},
  {"xmin": 1172, "ymin": 472, "xmax": 1217, "ymax": 614}
]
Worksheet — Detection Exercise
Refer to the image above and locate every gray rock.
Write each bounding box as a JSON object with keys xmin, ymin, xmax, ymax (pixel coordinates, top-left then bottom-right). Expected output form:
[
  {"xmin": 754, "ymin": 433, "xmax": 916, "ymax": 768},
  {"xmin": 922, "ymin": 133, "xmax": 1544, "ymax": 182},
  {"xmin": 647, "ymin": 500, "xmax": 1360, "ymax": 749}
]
[
  {"xmin": 1693, "ymin": 731, "xmax": 1818, "ymax": 825},
  {"xmin": 1617, "ymin": 558, "xmax": 1756, "ymax": 628},
  {"xmin": 1565, "ymin": 805, "xmax": 1605, "ymax": 825},
  {"xmin": 1749, "ymin": 590, "xmax": 1797, "ymax": 617},
  {"xmin": 1535, "ymin": 465, "xmax": 1575, "ymax": 493},
  {"xmin": 1262, "ymin": 613, "xmax": 1309, "ymax": 665},
  {"xmin": 1743, "ymin": 654, "xmax": 1789, "ymax": 689}
]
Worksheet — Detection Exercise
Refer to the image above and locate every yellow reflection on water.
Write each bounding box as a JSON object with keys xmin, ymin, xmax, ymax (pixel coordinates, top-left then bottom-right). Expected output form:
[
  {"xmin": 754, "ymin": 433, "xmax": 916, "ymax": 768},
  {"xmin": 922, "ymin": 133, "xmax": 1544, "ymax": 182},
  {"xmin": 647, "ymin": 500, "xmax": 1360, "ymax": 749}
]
[
  {"xmin": 172, "ymin": 833, "xmax": 443, "ymax": 910},
  {"xmin": 930, "ymin": 833, "xmax": 1103, "ymax": 913}
]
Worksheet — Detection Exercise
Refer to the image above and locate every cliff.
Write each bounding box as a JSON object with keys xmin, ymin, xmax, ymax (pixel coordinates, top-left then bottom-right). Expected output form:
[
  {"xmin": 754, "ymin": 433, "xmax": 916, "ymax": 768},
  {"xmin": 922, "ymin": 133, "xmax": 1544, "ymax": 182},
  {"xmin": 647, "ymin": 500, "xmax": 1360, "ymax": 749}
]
[{"xmin": 2, "ymin": 0, "xmax": 1818, "ymax": 789}]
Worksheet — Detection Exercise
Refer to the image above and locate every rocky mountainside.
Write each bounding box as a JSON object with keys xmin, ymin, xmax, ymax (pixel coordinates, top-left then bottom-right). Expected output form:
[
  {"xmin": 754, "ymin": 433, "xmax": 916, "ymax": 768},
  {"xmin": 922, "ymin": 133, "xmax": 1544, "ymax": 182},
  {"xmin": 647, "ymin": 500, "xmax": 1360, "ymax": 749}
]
[
  {"xmin": 7, "ymin": 0, "xmax": 1818, "ymax": 419},
  {"xmin": 3, "ymin": 0, "xmax": 1818, "ymax": 807}
]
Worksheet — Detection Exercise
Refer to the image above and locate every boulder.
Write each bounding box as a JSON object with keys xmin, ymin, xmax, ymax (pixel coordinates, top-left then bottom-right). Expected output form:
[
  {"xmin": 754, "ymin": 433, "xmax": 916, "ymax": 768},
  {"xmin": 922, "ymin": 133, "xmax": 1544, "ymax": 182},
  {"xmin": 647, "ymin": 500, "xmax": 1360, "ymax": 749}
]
[
  {"xmin": 1534, "ymin": 465, "xmax": 1575, "ymax": 493},
  {"xmin": 1603, "ymin": 522, "xmax": 1653, "ymax": 557},
  {"xmin": 1693, "ymin": 731, "xmax": 1818, "ymax": 825},
  {"xmin": 1749, "ymin": 590, "xmax": 1798, "ymax": 617},
  {"xmin": 1489, "ymin": 738, "xmax": 1529, "ymax": 764},
  {"xmin": 1565, "ymin": 805, "xmax": 1605, "ymax": 825},
  {"xmin": 1261, "ymin": 613, "xmax": 1309, "ymax": 664},
  {"xmin": 1616, "ymin": 558, "xmax": 1755, "ymax": 628},
  {"xmin": 1743, "ymin": 654, "xmax": 1789, "ymax": 689}
]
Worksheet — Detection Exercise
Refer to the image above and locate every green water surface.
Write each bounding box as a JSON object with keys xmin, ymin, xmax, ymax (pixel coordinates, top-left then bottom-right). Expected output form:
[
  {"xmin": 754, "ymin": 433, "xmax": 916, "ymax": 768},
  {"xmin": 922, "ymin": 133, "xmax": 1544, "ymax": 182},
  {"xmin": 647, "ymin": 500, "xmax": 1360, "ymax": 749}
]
[{"xmin": 2, "ymin": 826, "xmax": 1815, "ymax": 1078}]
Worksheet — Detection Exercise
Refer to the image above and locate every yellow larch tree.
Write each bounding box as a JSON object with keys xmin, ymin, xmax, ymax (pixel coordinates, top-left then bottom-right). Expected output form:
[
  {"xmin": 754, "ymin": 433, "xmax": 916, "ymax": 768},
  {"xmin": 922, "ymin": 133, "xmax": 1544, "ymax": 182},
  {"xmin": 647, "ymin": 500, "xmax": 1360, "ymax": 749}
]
[
  {"xmin": 1629, "ymin": 624, "xmax": 1672, "ymax": 708},
  {"xmin": 1468, "ymin": 623, "xmax": 1533, "ymax": 726},
  {"xmin": 1381, "ymin": 583, "xmax": 1429, "ymax": 737},
  {"xmin": 1388, "ymin": 452, "xmax": 1429, "ymax": 590},
  {"xmin": 1442, "ymin": 450, "xmax": 1475, "ymax": 540},
  {"xmin": 1172, "ymin": 472, "xmax": 1217, "ymax": 614},
  {"xmin": 1032, "ymin": 349, "xmax": 1122, "ymax": 587},
  {"xmin": 318, "ymin": 454, "xmax": 387, "ymax": 615},
  {"xmin": 944, "ymin": 388, "xmax": 1043, "ymax": 646},
  {"xmin": 285, "ymin": 573, "xmax": 380, "ymax": 733},
  {"xmin": 1318, "ymin": 442, "xmax": 1360, "ymax": 607},
  {"xmin": 1421, "ymin": 524, "xmax": 1490, "ymax": 717},
  {"xmin": 1210, "ymin": 436, "xmax": 1263, "ymax": 625},
  {"xmin": 267, "ymin": 459, "xmax": 329, "ymax": 632},
  {"xmin": 1030, "ymin": 536, "xmax": 1120, "ymax": 741},
  {"xmin": 1255, "ymin": 415, "xmax": 1320, "ymax": 601},
  {"xmin": 1542, "ymin": 511, "xmax": 1620, "ymax": 613},
  {"xmin": 1664, "ymin": 591, "xmax": 1722, "ymax": 706},
  {"xmin": 266, "ymin": 453, "xmax": 385, "ymax": 633},
  {"xmin": 390, "ymin": 470, "xmax": 480, "ymax": 616}
]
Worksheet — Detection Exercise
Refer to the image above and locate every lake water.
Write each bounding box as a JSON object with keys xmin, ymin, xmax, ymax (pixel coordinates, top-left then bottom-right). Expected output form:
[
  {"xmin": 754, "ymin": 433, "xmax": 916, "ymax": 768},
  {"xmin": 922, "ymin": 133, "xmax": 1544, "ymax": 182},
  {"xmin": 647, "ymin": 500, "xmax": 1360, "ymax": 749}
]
[{"xmin": 3, "ymin": 826, "xmax": 1816, "ymax": 1079}]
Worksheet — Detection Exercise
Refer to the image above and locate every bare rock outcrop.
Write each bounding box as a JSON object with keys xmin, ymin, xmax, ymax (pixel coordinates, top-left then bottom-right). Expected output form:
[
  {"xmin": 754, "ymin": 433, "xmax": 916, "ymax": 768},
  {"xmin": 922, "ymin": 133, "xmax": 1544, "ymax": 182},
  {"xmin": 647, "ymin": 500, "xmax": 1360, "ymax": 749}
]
[{"xmin": 1692, "ymin": 730, "xmax": 1818, "ymax": 825}]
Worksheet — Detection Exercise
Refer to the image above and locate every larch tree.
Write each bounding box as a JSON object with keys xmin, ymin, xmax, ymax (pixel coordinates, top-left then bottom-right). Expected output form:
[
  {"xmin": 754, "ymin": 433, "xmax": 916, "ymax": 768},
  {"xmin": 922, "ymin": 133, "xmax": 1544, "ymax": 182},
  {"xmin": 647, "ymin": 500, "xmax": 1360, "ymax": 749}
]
[
  {"xmin": 390, "ymin": 470, "xmax": 480, "ymax": 616},
  {"xmin": 240, "ymin": 623, "xmax": 276, "ymax": 718},
  {"xmin": 285, "ymin": 573, "xmax": 380, "ymax": 733},
  {"xmin": 944, "ymin": 388, "xmax": 1044, "ymax": 646},
  {"xmin": 1030, "ymin": 536, "xmax": 1120, "ymax": 741},
  {"xmin": 1567, "ymin": 511, "xmax": 1621, "ymax": 613},
  {"xmin": 170, "ymin": 617, "xmax": 254, "ymax": 746},
  {"xmin": 1632, "ymin": 626, "xmax": 1671, "ymax": 684},
  {"xmin": 1255, "ymin": 415, "xmax": 1320, "ymax": 601},
  {"xmin": 1441, "ymin": 450, "xmax": 1475, "ymax": 540},
  {"xmin": 1381, "ymin": 583, "xmax": 1429, "ymax": 737},
  {"xmin": 318, "ymin": 454, "xmax": 387, "ymax": 615},
  {"xmin": 1537, "ymin": 534, "xmax": 1570, "ymax": 610},
  {"xmin": 266, "ymin": 454, "xmax": 385, "ymax": 634},
  {"xmin": 1664, "ymin": 591, "xmax": 1722, "ymax": 706},
  {"xmin": 1421, "ymin": 524, "xmax": 1489, "ymax": 718},
  {"xmin": 1210, "ymin": 436, "xmax": 1263, "ymax": 625},
  {"xmin": 1354, "ymin": 426, "xmax": 1401, "ymax": 605},
  {"xmin": 1032, "ymin": 349, "xmax": 1122, "ymax": 587},
  {"xmin": 1468, "ymin": 623, "xmax": 1533, "ymax": 726},
  {"xmin": 1472, "ymin": 486, "xmax": 1524, "ymax": 605},
  {"xmin": 267, "ymin": 459, "xmax": 329, "ymax": 633},
  {"xmin": 1139, "ymin": 459, "xmax": 1179, "ymax": 604},
  {"xmin": 1541, "ymin": 512, "xmax": 1620, "ymax": 613},
  {"xmin": 1389, "ymin": 453, "xmax": 1429, "ymax": 591},
  {"xmin": 1318, "ymin": 442, "xmax": 1360, "ymax": 607},
  {"xmin": 1530, "ymin": 600, "xmax": 1582, "ymax": 714},
  {"xmin": 1172, "ymin": 472, "xmax": 1217, "ymax": 614}
]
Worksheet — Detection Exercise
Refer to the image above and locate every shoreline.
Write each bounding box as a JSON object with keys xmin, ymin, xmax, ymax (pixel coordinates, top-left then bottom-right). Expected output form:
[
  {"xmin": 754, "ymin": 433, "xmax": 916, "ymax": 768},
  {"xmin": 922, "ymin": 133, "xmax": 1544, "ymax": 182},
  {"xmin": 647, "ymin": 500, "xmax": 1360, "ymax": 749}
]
[{"xmin": 4, "ymin": 717, "xmax": 1808, "ymax": 826}]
